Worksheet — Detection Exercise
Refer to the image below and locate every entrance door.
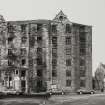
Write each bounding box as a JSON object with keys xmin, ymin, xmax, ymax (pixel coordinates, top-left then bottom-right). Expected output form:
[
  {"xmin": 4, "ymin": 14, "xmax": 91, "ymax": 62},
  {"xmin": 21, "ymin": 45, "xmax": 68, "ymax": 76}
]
[{"xmin": 21, "ymin": 80, "xmax": 26, "ymax": 92}]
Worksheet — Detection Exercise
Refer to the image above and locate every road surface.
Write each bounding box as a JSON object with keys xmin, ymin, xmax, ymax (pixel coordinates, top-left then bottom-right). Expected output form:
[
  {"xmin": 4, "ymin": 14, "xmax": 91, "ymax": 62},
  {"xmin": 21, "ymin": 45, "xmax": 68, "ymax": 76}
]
[{"xmin": 0, "ymin": 93, "xmax": 105, "ymax": 105}]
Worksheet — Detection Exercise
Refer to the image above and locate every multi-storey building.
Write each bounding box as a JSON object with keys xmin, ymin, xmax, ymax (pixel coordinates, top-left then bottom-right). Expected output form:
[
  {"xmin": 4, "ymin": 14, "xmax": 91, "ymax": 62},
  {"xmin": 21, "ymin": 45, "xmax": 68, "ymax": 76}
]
[{"xmin": 0, "ymin": 11, "xmax": 92, "ymax": 93}]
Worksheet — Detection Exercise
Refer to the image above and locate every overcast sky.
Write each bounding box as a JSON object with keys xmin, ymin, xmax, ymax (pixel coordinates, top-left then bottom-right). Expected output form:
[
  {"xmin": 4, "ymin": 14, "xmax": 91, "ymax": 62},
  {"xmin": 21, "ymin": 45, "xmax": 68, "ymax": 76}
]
[{"xmin": 0, "ymin": 0, "xmax": 105, "ymax": 75}]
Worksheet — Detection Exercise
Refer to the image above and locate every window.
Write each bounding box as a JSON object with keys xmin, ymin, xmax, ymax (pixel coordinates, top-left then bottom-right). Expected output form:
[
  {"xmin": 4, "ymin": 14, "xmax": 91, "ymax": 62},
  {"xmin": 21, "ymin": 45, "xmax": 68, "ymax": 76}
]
[
  {"xmin": 21, "ymin": 36, "xmax": 27, "ymax": 43},
  {"xmin": 37, "ymin": 70, "xmax": 42, "ymax": 77},
  {"xmin": 29, "ymin": 59, "xmax": 33, "ymax": 66},
  {"xmin": 21, "ymin": 59, "xmax": 26, "ymax": 66},
  {"xmin": 30, "ymin": 36, "xmax": 35, "ymax": 47},
  {"xmin": 37, "ymin": 48, "xmax": 42, "ymax": 57},
  {"xmin": 37, "ymin": 80, "xmax": 42, "ymax": 87},
  {"xmin": 8, "ymin": 37, "xmax": 13, "ymax": 44},
  {"xmin": 15, "ymin": 70, "xmax": 18, "ymax": 75},
  {"xmin": 21, "ymin": 70, "xmax": 26, "ymax": 77},
  {"xmin": 52, "ymin": 37, "xmax": 57, "ymax": 44},
  {"xmin": 37, "ymin": 47, "xmax": 42, "ymax": 53},
  {"xmin": 52, "ymin": 70, "xmax": 57, "ymax": 77},
  {"xmin": 8, "ymin": 49, "xmax": 13, "ymax": 55},
  {"xmin": 8, "ymin": 60, "xmax": 12, "ymax": 66},
  {"xmin": 21, "ymin": 48, "xmax": 27, "ymax": 55},
  {"xmin": 59, "ymin": 16, "xmax": 63, "ymax": 21},
  {"xmin": 80, "ymin": 26, "xmax": 85, "ymax": 32},
  {"xmin": 51, "ymin": 25, "xmax": 57, "ymax": 33},
  {"xmin": 66, "ymin": 24, "xmax": 71, "ymax": 33},
  {"xmin": 79, "ymin": 33, "xmax": 86, "ymax": 42},
  {"xmin": 0, "ymin": 49, "xmax": 1, "ymax": 56},
  {"xmin": 31, "ymin": 25, "xmax": 37, "ymax": 34},
  {"xmin": 65, "ymin": 48, "xmax": 71, "ymax": 55},
  {"xmin": 65, "ymin": 37, "xmax": 71, "ymax": 45},
  {"xmin": 21, "ymin": 80, "xmax": 26, "ymax": 92},
  {"xmin": 37, "ymin": 36, "xmax": 42, "ymax": 43},
  {"xmin": 52, "ymin": 65, "xmax": 56, "ymax": 70},
  {"xmin": 80, "ymin": 59, "xmax": 85, "ymax": 66},
  {"xmin": 2, "ymin": 80, "xmax": 4, "ymax": 86},
  {"xmin": 80, "ymin": 80, "xmax": 85, "ymax": 87},
  {"xmin": 37, "ymin": 24, "xmax": 42, "ymax": 31},
  {"xmin": 66, "ymin": 59, "xmax": 71, "ymax": 66},
  {"xmin": 21, "ymin": 24, "xmax": 26, "ymax": 32},
  {"xmin": 80, "ymin": 43, "xmax": 86, "ymax": 49},
  {"xmin": 66, "ymin": 80, "xmax": 71, "ymax": 86},
  {"xmin": 7, "ymin": 24, "xmax": 14, "ymax": 33},
  {"xmin": 37, "ymin": 58, "xmax": 42, "ymax": 65},
  {"xmin": 80, "ymin": 48, "xmax": 86, "ymax": 55},
  {"xmin": 52, "ymin": 37, "xmax": 57, "ymax": 47},
  {"xmin": 80, "ymin": 70, "xmax": 86, "ymax": 77},
  {"xmin": 52, "ymin": 48, "xmax": 57, "ymax": 57},
  {"xmin": 52, "ymin": 59, "xmax": 57, "ymax": 66},
  {"xmin": 66, "ymin": 70, "xmax": 71, "ymax": 77}
]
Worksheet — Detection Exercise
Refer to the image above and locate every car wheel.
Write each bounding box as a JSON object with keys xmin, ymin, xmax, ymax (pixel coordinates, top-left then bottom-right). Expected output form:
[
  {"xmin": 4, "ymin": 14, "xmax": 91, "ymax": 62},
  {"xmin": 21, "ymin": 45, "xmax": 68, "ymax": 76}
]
[
  {"xmin": 62, "ymin": 92, "xmax": 64, "ymax": 95},
  {"xmin": 91, "ymin": 91, "xmax": 94, "ymax": 94},
  {"xmin": 79, "ymin": 91, "xmax": 82, "ymax": 94},
  {"xmin": 50, "ymin": 92, "xmax": 52, "ymax": 95},
  {"xmin": 16, "ymin": 92, "xmax": 19, "ymax": 95}
]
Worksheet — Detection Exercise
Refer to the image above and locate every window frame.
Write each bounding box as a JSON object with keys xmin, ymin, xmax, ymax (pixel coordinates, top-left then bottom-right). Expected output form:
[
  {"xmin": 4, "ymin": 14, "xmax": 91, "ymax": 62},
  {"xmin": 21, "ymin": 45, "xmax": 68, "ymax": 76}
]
[
  {"xmin": 66, "ymin": 59, "xmax": 71, "ymax": 66},
  {"xmin": 66, "ymin": 79, "xmax": 71, "ymax": 87},
  {"xmin": 65, "ymin": 37, "xmax": 71, "ymax": 45},
  {"xmin": 66, "ymin": 24, "xmax": 71, "ymax": 33}
]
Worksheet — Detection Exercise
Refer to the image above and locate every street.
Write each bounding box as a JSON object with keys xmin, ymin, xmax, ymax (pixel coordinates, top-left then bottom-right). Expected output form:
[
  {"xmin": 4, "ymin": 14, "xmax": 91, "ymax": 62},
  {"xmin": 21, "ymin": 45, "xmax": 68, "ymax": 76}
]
[
  {"xmin": 48, "ymin": 93, "xmax": 105, "ymax": 105},
  {"xmin": 61, "ymin": 94, "xmax": 105, "ymax": 105},
  {"xmin": 0, "ymin": 93, "xmax": 105, "ymax": 105}
]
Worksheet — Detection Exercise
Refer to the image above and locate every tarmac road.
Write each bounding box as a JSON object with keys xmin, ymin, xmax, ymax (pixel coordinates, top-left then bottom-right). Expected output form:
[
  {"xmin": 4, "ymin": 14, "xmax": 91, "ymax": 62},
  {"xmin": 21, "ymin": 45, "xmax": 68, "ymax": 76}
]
[
  {"xmin": 48, "ymin": 93, "xmax": 105, "ymax": 105},
  {"xmin": 0, "ymin": 93, "xmax": 105, "ymax": 105}
]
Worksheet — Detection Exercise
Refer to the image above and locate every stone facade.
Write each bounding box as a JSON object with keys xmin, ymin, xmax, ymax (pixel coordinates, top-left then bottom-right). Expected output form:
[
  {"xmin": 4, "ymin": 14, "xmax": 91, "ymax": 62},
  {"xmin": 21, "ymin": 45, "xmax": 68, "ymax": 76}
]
[
  {"xmin": 0, "ymin": 11, "xmax": 92, "ymax": 93},
  {"xmin": 94, "ymin": 63, "xmax": 105, "ymax": 91}
]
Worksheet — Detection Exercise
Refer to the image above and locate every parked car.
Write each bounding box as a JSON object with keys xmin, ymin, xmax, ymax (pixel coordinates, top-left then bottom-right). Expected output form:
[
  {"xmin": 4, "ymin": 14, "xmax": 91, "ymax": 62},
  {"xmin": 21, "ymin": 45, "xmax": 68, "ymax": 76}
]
[
  {"xmin": 77, "ymin": 88, "xmax": 95, "ymax": 94},
  {"xmin": 2, "ymin": 89, "xmax": 23, "ymax": 95},
  {"xmin": 48, "ymin": 88, "xmax": 64, "ymax": 95}
]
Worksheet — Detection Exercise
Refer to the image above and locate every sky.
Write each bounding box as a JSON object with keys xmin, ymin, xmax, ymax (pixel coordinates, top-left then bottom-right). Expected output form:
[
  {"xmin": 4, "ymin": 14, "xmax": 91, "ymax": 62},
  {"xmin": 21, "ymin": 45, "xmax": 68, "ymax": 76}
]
[{"xmin": 0, "ymin": 0, "xmax": 105, "ymax": 75}]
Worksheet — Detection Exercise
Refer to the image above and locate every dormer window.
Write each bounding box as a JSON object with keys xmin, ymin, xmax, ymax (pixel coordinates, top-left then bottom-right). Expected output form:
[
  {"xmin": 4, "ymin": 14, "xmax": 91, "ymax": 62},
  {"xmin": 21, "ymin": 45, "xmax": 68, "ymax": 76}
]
[{"xmin": 59, "ymin": 16, "xmax": 63, "ymax": 21}]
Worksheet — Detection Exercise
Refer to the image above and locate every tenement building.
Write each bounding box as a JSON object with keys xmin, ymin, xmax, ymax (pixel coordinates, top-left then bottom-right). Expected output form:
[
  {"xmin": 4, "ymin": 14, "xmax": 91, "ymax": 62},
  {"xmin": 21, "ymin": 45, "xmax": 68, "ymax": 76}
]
[{"xmin": 0, "ymin": 11, "xmax": 92, "ymax": 93}]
